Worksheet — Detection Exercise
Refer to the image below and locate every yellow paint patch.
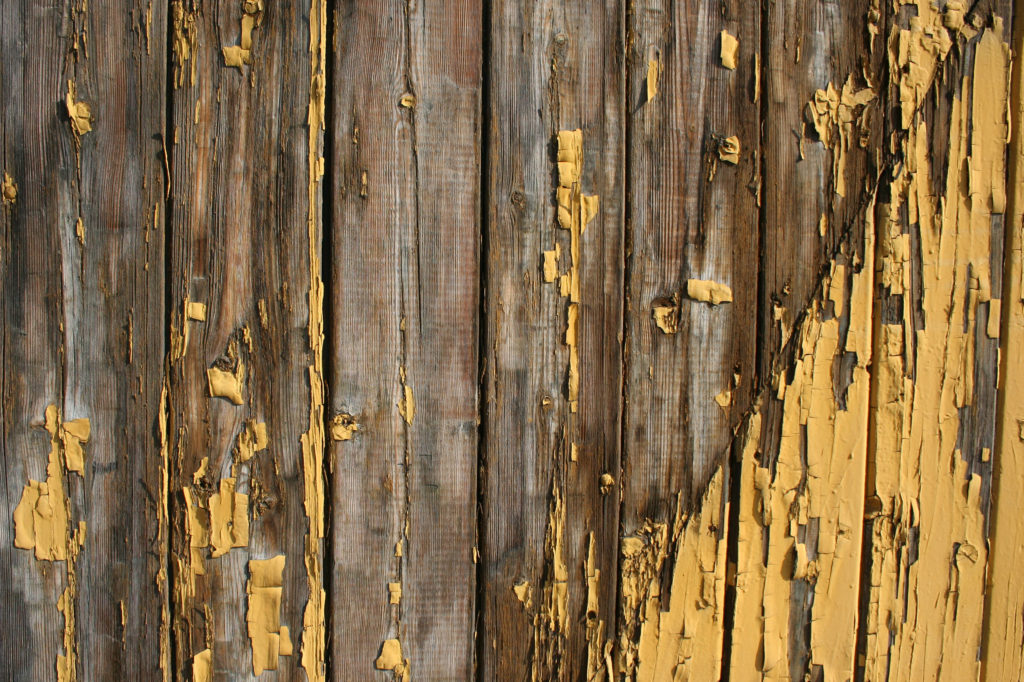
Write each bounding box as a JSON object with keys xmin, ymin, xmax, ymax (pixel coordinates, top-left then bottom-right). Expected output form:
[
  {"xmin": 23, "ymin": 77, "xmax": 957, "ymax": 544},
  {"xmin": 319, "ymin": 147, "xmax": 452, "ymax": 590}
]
[
  {"xmin": 2, "ymin": 172, "xmax": 17, "ymax": 204},
  {"xmin": 65, "ymin": 80, "xmax": 92, "ymax": 139},
  {"xmin": 720, "ymin": 30, "xmax": 739, "ymax": 69},
  {"xmin": 686, "ymin": 279, "xmax": 733, "ymax": 305},
  {"xmin": 207, "ymin": 364, "xmax": 244, "ymax": 405},
  {"xmin": 247, "ymin": 555, "xmax": 292, "ymax": 675},
  {"xmin": 375, "ymin": 639, "xmax": 409, "ymax": 680}
]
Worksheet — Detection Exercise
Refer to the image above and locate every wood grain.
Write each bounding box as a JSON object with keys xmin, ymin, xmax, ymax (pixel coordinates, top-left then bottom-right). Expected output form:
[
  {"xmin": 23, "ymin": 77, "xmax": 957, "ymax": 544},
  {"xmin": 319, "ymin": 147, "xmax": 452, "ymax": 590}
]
[
  {"xmin": 327, "ymin": 1, "xmax": 482, "ymax": 678},
  {"xmin": 166, "ymin": 0, "xmax": 318, "ymax": 678},
  {"xmin": 621, "ymin": 0, "xmax": 760, "ymax": 526},
  {"xmin": 0, "ymin": 0, "xmax": 169, "ymax": 679},
  {"xmin": 477, "ymin": 1, "xmax": 625, "ymax": 679}
]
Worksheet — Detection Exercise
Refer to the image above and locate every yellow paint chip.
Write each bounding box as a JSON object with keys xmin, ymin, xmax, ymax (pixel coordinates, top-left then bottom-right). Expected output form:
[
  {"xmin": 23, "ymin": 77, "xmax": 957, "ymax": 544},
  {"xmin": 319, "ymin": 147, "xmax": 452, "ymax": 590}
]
[
  {"xmin": 65, "ymin": 80, "xmax": 92, "ymax": 138},
  {"xmin": 2, "ymin": 172, "xmax": 17, "ymax": 204},
  {"xmin": 222, "ymin": 0, "xmax": 263, "ymax": 69},
  {"xmin": 718, "ymin": 135, "xmax": 740, "ymax": 164},
  {"xmin": 720, "ymin": 30, "xmax": 739, "ymax": 69},
  {"xmin": 399, "ymin": 384, "xmax": 415, "ymax": 425},
  {"xmin": 375, "ymin": 639, "xmax": 408, "ymax": 679},
  {"xmin": 647, "ymin": 57, "xmax": 661, "ymax": 101},
  {"xmin": 329, "ymin": 413, "xmax": 359, "ymax": 441},
  {"xmin": 686, "ymin": 279, "xmax": 733, "ymax": 305},
  {"xmin": 185, "ymin": 301, "xmax": 207, "ymax": 321},
  {"xmin": 543, "ymin": 245, "xmax": 560, "ymax": 283},
  {"xmin": 236, "ymin": 419, "xmax": 269, "ymax": 462},
  {"xmin": 208, "ymin": 478, "xmax": 248, "ymax": 557},
  {"xmin": 513, "ymin": 580, "xmax": 532, "ymax": 609},
  {"xmin": 207, "ymin": 364, "xmax": 245, "ymax": 405},
  {"xmin": 388, "ymin": 582, "xmax": 402, "ymax": 605},
  {"xmin": 247, "ymin": 555, "xmax": 292, "ymax": 675},
  {"xmin": 653, "ymin": 297, "xmax": 680, "ymax": 334},
  {"xmin": 399, "ymin": 94, "xmax": 416, "ymax": 109},
  {"xmin": 192, "ymin": 649, "xmax": 212, "ymax": 682}
]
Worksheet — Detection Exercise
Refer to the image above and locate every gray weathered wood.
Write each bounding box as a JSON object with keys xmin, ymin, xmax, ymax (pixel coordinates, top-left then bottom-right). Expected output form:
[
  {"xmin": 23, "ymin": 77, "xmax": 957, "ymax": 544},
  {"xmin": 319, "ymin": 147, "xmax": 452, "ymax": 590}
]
[
  {"xmin": 327, "ymin": 1, "xmax": 482, "ymax": 678},
  {"xmin": 1, "ymin": 0, "xmax": 169, "ymax": 679},
  {"xmin": 477, "ymin": 1, "xmax": 626, "ymax": 679},
  {"xmin": 166, "ymin": 0, "xmax": 320, "ymax": 679}
]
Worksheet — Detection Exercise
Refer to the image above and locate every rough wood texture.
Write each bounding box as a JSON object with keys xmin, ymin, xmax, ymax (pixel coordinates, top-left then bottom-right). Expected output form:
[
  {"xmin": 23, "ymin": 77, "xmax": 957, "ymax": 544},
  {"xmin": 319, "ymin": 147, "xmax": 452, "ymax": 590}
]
[
  {"xmin": 1, "ymin": 1, "xmax": 169, "ymax": 680},
  {"xmin": 477, "ymin": 1, "xmax": 625, "ymax": 679},
  {"xmin": 621, "ymin": 0, "xmax": 760, "ymax": 525},
  {"xmin": 758, "ymin": 0, "xmax": 882, "ymax": 385},
  {"xmin": 327, "ymin": 1, "xmax": 481, "ymax": 679},
  {"xmin": 3, "ymin": 2, "xmax": 1024, "ymax": 680},
  {"xmin": 166, "ymin": 0, "xmax": 317, "ymax": 678}
]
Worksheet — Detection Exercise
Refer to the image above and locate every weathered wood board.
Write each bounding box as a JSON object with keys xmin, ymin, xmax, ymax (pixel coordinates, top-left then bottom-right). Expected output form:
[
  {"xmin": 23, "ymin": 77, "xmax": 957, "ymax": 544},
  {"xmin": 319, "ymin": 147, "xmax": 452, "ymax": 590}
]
[{"xmin": 1, "ymin": 1, "xmax": 1023, "ymax": 681}]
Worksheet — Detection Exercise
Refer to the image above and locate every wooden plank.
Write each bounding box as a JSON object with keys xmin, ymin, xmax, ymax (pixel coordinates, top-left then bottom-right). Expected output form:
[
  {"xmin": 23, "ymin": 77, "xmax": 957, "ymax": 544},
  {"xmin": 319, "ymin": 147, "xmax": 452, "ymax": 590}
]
[
  {"xmin": 862, "ymin": 3, "xmax": 1011, "ymax": 679},
  {"xmin": 326, "ymin": 1, "xmax": 482, "ymax": 679},
  {"xmin": 983, "ymin": 3, "xmax": 1024, "ymax": 678},
  {"xmin": 722, "ymin": 2, "xmax": 884, "ymax": 680},
  {"xmin": 0, "ymin": 0, "xmax": 169, "ymax": 680},
  {"xmin": 166, "ymin": 0, "xmax": 326, "ymax": 679},
  {"xmin": 757, "ymin": 0, "xmax": 883, "ymax": 383},
  {"xmin": 620, "ymin": 0, "xmax": 760, "ymax": 527},
  {"xmin": 477, "ymin": 0, "xmax": 625, "ymax": 678},
  {"xmin": 615, "ymin": 1, "xmax": 760, "ymax": 676}
]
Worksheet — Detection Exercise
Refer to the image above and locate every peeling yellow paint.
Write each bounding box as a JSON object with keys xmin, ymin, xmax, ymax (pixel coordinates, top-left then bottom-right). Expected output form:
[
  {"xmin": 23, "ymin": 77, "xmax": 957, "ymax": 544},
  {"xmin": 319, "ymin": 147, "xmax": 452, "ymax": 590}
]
[
  {"xmin": 984, "ymin": 8, "xmax": 1024, "ymax": 678},
  {"xmin": 685, "ymin": 279, "xmax": 732, "ymax": 305},
  {"xmin": 861, "ymin": 13, "xmax": 1007, "ymax": 681},
  {"xmin": 721, "ymin": 30, "xmax": 739, "ymax": 70},
  {"xmin": 647, "ymin": 56, "xmax": 660, "ymax": 101},
  {"xmin": 247, "ymin": 555, "xmax": 293, "ymax": 675},
  {"xmin": 301, "ymin": 0, "xmax": 329, "ymax": 675},
  {"xmin": 65, "ymin": 80, "xmax": 92, "ymax": 139},
  {"xmin": 207, "ymin": 365, "xmax": 244, "ymax": 405},
  {"xmin": 375, "ymin": 639, "xmax": 409, "ymax": 680},
  {"xmin": 170, "ymin": 1, "xmax": 198, "ymax": 87},
  {"xmin": 192, "ymin": 649, "xmax": 211, "ymax": 682},
  {"xmin": 806, "ymin": 77, "xmax": 875, "ymax": 197},
  {"xmin": 717, "ymin": 135, "xmax": 740, "ymax": 164},
  {"xmin": 329, "ymin": 413, "xmax": 359, "ymax": 441},
  {"xmin": 235, "ymin": 419, "xmax": 268, "ymax": 463},
  {"xmin": 633, "ymin": 468, "xmax": 729, "ymax": 681},
  {"xmin": 2, "ymin": 172, "xmax": 17, "ymax": 205},
  {"xmin": 12, "ymin": 406, "xmax": 89, "ymax": 681},
  {"xmin": 222, "ymin": 0, "xmax": 264, "ymax": 69},
  {"xmin": 398, "ymin": 367, "xmax": 415, "ymax": 425}
]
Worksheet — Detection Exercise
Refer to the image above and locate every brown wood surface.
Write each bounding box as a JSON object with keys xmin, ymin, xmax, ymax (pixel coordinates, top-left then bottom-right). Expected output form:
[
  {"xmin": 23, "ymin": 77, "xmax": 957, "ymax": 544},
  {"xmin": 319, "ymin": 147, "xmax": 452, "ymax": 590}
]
[
  {"xmin": 166, "ymin": 0, "xmax": 317, "ymax": 679},
  {"xmin": 477, "ymin": 1, "xmax": 625, "ymax": 679},
  {"xmin": 1, "ymin": 1, "xmax": 1022, "ymax": 680},
  {"xmin": 327, "ymin": 0, "xmax": 481, "ymax": 679},
  {"xmin": 1, "ymin": 1, "xmax": 169, "ymax": 680},
  {"xmin": 620, "ymin": 0, "xmax": 760, "ymax": 526}
]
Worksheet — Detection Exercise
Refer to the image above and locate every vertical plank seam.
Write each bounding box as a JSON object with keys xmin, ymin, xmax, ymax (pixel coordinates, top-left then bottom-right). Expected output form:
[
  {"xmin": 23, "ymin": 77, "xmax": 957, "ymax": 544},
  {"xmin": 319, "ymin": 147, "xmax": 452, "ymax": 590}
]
[
  {"xmin": 321, "ymin": 0, "xmax": 338, "ymax": 677},
  {"xmin": 160, "ymin": 0, "xmax": 177, "ymax": 677},
  {"xmin": 982, "ymin": 1, "xmax": 1021, "ymax": 677},
  {"xmin": 851, "ymin": 6, "xmax": 894, "ymax": 679},
  {"xmin": 719, "ymin": 1, "xmax": 770, "ymax": 677},
  {"xmin": 473, "ymin": 1, "xmax": 493, "ymax": 678},
  {"xmin": 613, "ymin": 0, "xmax": 634, "ymax": 674}
]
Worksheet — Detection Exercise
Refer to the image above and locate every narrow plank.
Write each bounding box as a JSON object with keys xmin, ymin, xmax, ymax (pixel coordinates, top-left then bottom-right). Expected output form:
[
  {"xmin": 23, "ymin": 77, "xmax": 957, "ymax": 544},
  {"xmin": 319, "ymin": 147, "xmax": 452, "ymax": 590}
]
[
  {"xmin": 723, "ymin": 1, "xmax": 884, "ymax": 679},
  {"xmin": 166, "ymin": 0, "xmax": 324, "ymax": 678},
  {"xmin": 619, "ymin": 0, "xmax": 760, "ymax": 531},
  {"xmin": 983, "ymin": 2, "xmax": 1024, "ymax": 678},
  {"xmin": 327, "ymin": 1, "xmax": 482, "ymax": 678},
  {"xmin": 617, "ymin": 0, "xmax": 760, "ymax": 674},
  {"xmin": 862, "ymin": 3, "xmax": 1011, "ymax": 679},
  {"xmin": 758, "ymin": 0, "xmax": 882, "ymax": 384},
  {"xmin": 477, "ymin": 0, "xmax": 625, "ymax": 678},
  {"xmin": 0, "ymin": 1, "xmax": 169, "ymax": 680}
]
